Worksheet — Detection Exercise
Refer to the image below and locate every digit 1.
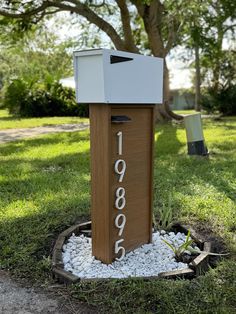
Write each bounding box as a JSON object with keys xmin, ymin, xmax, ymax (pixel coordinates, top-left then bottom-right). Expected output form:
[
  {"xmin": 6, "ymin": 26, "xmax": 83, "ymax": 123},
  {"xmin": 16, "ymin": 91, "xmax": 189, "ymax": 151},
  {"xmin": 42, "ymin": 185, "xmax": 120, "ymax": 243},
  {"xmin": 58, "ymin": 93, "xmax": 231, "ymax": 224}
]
[{"xmin": 117, "ymin": 131, "xmax": 122, "ymax": 155}]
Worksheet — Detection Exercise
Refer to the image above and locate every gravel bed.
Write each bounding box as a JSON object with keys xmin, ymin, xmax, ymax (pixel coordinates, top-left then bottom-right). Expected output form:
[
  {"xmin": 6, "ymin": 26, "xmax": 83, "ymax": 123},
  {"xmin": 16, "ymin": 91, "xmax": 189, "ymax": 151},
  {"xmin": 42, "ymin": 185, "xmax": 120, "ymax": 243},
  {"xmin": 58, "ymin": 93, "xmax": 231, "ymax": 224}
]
[{"xmin": 62, "ymin": 230, "xmax": 190, "ymax": 279}]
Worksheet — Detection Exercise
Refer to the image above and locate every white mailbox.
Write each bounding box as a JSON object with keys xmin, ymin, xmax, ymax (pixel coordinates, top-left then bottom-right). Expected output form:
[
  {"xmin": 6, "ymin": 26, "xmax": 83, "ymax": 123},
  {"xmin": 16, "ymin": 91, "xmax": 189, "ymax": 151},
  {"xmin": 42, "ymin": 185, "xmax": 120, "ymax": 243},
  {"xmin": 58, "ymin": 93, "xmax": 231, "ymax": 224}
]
[{"xmin": 73, "ymin": 48, "xmax": 163, "ymax": 104}]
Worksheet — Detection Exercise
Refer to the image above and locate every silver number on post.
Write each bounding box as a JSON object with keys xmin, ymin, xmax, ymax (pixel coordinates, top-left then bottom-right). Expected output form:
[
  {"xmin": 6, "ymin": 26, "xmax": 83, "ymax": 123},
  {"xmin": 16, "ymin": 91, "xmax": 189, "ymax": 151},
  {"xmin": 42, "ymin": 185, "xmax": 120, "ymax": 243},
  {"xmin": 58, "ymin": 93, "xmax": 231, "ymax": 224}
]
[
  {"xmin": 115, "ymin": 214, "xmax": 126, "ymax": 236},
  {"xmin": 117, "ymin": 131, "xmax": 122, "ymax": 155},
  {"xmin": 115, "ymin": 187, "xmax": 126, "ymax": 210},
  {"xmin": 115, "ymin": 239, "xmax": 125, "ymax": 261},
  {"xmin": 114, "ymin": 159, "xmax": 126, "ymax": 183}
]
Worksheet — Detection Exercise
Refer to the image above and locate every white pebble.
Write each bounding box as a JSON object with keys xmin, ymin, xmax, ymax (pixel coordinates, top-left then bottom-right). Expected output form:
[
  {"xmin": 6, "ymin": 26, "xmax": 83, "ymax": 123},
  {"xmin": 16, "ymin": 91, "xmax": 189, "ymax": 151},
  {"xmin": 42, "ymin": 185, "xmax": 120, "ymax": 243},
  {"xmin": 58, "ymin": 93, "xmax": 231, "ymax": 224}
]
[{"xmin": 62, "ymin": 230, "xmax": 190, "ymax": 279}]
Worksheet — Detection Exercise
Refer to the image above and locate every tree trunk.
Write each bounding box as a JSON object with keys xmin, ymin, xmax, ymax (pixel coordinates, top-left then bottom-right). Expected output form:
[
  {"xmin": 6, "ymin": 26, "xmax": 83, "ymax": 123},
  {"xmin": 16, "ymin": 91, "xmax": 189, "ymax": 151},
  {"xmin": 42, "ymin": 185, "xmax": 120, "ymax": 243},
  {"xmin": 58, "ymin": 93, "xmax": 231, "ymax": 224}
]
[
  {"xmin": 154, "ymin": 60, "xmax": 170, "ymax": 121},
  {"xmin": 154, "ymin": 60, "xmax": 183, "ymax": 122},
  {"xmin": 211, "ymin": 15, "xmax": 224, "ymax": 93},
  {"xmin": 194, "ymin": 44, "xmax": 201, "ymax": 111}
]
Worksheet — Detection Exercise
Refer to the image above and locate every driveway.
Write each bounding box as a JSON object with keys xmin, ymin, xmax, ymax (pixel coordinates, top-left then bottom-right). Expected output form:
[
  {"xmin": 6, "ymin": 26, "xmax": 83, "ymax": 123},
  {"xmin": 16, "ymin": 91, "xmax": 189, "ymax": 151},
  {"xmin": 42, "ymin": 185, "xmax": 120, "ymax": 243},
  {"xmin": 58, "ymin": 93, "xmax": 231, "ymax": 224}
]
[
  {"xmin": 0, "ymin": 123, "xmax": 89, "ymax": 144},
  {"xmin": 0, "ymin": 270, "xmax": 98, "ymax": 314}
]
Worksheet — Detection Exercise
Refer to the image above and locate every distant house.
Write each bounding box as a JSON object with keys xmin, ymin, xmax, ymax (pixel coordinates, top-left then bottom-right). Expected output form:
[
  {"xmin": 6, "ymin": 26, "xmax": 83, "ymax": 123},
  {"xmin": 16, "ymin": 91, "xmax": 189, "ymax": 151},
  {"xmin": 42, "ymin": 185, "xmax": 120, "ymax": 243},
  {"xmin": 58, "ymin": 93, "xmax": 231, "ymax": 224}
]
[
  {"xmin": 170, "ymin": 89, "xmax": 195, "ymax": 110},
  {"xmin": 59, "ymin": 77, "xmax": 75, "ymax": 89},
  {"xmin": 169, "ymin": 67, "xmax": 195, "ymax": 110}
]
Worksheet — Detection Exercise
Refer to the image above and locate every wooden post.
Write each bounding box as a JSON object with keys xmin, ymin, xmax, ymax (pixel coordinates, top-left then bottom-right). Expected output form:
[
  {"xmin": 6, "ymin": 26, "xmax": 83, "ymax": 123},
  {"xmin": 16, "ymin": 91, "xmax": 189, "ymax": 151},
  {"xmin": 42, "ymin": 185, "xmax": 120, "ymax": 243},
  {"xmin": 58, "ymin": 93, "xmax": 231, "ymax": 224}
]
[{"xmin": 90, "ymin": 104, "xmax": 155, "ymax": 264}]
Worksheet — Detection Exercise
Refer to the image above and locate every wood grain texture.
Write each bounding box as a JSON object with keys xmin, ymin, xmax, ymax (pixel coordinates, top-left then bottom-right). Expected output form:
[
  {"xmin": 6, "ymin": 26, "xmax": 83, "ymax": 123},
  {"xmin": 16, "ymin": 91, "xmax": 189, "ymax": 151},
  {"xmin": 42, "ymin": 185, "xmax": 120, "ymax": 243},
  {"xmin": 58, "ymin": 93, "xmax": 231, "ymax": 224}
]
[
  {"xmin": 90, "ymin": 104, "xmax": 112, "ymax": 263},
  {"xmin": 90, "ymin": 104, "xmax": 154, "ymax": 263},
  {"xmin": 111, "ymin": 105, "xmax": 154, "ymax": 257}
]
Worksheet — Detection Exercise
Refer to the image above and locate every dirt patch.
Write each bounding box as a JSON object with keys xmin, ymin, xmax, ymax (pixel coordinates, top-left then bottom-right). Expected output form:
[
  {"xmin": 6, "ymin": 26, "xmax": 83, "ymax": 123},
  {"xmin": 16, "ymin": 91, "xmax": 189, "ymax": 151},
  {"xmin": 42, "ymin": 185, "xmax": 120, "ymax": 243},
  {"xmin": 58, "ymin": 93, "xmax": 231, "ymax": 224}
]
[
  {"xmin": 182, "ymin": 220, "xmax": 230, "ymax": 267},
  {"xmin": 0, "ymin": 271, "xmax": 97, "ymax": 314},
  {"xmin": 188, "ymin": 221, "xmax": 227, "ymax": 252}
]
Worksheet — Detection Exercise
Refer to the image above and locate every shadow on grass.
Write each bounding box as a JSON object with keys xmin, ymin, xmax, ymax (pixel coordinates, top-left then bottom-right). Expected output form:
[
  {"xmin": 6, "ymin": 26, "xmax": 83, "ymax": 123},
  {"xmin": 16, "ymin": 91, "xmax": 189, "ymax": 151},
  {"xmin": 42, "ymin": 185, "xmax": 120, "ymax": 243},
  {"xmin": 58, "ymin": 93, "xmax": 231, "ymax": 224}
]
[
  {"xmin": 155, "ymin": 122, "xmax": 185, "ymax": 156},
  {"xmin": 0, "ymin": 203, "xmax": 90, "ymax": 277},
  {"xmin": 0, "ymin": 133, "xmax": 91, "ymax": 277}
]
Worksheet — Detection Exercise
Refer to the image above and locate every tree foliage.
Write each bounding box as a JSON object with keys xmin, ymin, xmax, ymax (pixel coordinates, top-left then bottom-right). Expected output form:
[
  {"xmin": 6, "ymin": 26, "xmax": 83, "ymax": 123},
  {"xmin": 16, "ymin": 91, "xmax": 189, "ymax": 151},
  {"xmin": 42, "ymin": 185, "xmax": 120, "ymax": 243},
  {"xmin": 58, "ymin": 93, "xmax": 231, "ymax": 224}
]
[
  {"xmin": 0, "ymin": 0, "xmax": 187, "ymax": 120},
  {"xmin": 0, "ymin": 18, "xmax": 74, "ymax": 88},
  {"xmin": 0, "ymin": 17, "xmax": 79, "ymax": 115},
  {"xmin": 180, "ymin": 0, "xmax": 236, "ymax": 88},
  {"xmin": 0, "ymin": 1, "xmax": 185, "ymax": 57},
  {"xmin": 3, "ymin": 79, "xmax": 89, "ymax": 117},
  {"xmin": 0, "ymin": 1, "xmax": 235, "ymax": 118},
  {"xmin": 201, "ymin": 49, "xmax": 236, "ymax": 115}
]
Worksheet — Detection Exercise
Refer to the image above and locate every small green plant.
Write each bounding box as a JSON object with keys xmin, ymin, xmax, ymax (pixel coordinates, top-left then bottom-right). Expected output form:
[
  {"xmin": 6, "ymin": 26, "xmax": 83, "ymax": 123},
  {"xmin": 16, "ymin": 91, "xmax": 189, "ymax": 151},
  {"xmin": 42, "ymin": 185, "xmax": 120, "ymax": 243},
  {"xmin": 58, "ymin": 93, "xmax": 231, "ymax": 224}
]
[
  {"xmin": 162, "ymin": 231, "xmax": 230, "ymax": 262},
  {"xmin": 38, "ymin": 255, "xmax": 52, "ymax": 272},
  {"xmin": 155, "ymin": 193, "xmax": 173, "ymax": 231},
  {"xmin": 162, "ymin": 230, "xmax": 194, "ymax": 262}
]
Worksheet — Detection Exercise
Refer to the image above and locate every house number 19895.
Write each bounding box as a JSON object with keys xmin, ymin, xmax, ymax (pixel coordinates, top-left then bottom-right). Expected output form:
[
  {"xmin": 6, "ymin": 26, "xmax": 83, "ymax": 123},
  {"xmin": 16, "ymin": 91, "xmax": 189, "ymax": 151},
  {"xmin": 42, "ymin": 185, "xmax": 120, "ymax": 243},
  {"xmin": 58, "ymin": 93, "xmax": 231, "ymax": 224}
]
[{"xmin": 114, "ymin": 131, "xmax": 127, "ymax": 261}]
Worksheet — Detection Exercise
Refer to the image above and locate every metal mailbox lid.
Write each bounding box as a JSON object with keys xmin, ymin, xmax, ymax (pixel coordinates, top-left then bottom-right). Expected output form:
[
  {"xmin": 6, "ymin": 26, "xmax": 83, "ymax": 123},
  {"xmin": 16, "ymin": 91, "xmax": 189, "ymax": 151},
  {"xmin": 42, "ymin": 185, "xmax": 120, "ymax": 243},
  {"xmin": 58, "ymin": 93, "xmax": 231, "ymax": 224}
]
[{"xmin": 73, "ymin": 48, "xmax": 164, "ymax": 104}]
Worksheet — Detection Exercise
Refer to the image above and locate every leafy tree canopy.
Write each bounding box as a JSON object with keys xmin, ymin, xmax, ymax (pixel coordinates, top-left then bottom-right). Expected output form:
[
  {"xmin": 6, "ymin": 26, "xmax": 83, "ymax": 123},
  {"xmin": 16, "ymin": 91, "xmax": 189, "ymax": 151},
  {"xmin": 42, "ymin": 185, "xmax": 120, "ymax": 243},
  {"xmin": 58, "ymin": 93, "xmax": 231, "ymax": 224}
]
[
  {"xmin": 0, "ymin": 16, "xmax": 76, "ymax": 92},
  {"xmin": 0, "ymin": 1, "xmax": 235, "ymax": 118}
]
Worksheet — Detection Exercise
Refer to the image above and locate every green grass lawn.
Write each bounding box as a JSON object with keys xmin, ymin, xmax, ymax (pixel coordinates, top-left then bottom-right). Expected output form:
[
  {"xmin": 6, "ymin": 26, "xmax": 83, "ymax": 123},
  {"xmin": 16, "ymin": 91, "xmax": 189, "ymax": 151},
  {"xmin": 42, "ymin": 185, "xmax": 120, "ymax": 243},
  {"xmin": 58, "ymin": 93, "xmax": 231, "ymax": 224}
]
[
  {"xmin": 0, "ymin": 109, "xmax": 88, "ymax": 129},
  {"xmin": 0, "ymin": 116, "xmax": 235, "ymax": 313}
]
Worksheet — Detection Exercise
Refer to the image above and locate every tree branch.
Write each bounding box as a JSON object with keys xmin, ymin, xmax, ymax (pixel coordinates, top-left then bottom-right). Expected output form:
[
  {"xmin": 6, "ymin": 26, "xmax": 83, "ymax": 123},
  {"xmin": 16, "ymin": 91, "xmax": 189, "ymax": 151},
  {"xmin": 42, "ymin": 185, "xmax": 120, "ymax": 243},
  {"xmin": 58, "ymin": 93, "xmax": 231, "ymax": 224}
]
[
  {"xmin": 115, "ymin": 0, "xmax": 139, "ymax": 52},
  {"xmin": 164, "ymin": 18, "xmax": 182, "ymax": 56},
  {"xmin": 224, "ymin": 23, "xmax": 236, "ymax": 33},
  {"xmin": 53, "ymin": 1, "xmax": 126, "ymax": 50},
  {"xmin": 129, "ymin": 0, "xmax": 145, "ymax": 17},
  {"xmin": 84, "ymin": 0, "xmax": 106, "ymax": 8},
  {"xmin": 31, "ymin": 9, "xmax": 62, "ymax": 24},
  {"xmin": 0, "ymin": 0, "xmax": 126, "ymax": 51},
  {"xmin": 142, "ymin": 1, "xmax": 165, "ymax": 57},
  {"xmin": 0, "ymin": 1, "xmax": 51, "ymax": 19}
]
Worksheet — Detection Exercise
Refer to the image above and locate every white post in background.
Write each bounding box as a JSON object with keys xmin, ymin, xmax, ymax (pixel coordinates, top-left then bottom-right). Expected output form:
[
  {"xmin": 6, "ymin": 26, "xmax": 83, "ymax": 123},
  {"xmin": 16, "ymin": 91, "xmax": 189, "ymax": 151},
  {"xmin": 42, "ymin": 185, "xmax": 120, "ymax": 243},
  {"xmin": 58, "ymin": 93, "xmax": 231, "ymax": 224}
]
[{"xmin": 184, "ymin": 113, "xmax": 208, "ymax": 156}]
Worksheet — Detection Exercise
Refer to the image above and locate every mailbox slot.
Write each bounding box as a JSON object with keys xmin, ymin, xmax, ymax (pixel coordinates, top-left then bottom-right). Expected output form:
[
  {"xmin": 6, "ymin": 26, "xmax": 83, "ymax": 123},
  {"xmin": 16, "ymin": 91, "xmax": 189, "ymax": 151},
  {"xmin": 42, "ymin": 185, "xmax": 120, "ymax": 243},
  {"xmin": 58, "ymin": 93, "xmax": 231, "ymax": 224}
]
[
  {"xmin": 110, "ymin": 55, "xmax": 133, "ymax": 64},
  {"xmin": 111, "ymin": 115, "xmax": 131, "ymax": 123}
]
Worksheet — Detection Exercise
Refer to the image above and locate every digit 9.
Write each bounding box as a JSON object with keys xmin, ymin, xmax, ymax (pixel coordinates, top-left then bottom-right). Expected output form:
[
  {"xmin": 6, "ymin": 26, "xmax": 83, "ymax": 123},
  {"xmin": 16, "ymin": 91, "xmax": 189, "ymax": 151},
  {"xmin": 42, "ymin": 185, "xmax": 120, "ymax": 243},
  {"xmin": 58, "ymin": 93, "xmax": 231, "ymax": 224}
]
[{"xmin": 114, "ymin": 159, "xmax": 126, "ymax": 183}]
